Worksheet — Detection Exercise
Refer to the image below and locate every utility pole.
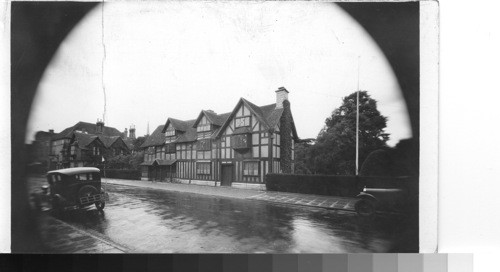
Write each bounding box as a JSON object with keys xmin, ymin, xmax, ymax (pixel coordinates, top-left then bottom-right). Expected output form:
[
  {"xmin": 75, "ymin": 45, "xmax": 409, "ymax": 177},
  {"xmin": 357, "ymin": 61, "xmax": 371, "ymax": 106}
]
[{"xmin": 356, "ymin": 56, "xmax": 360, "ymax": 176}]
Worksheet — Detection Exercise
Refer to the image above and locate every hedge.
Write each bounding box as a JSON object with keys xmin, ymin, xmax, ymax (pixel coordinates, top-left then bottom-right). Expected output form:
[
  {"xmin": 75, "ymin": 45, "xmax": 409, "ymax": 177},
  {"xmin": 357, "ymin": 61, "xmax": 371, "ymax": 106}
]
[
  {"xmin": 265, "ymin": 173, "xmax": 417, "ymax": 197},
  {"xmin": 101, "ymin": 169, "xmax": 141, "ymax": 180}
]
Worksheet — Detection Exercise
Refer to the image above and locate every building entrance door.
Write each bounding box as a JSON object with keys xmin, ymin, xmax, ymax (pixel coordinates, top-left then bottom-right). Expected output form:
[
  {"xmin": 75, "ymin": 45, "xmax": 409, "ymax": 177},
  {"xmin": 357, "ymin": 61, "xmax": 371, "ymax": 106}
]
[{"xmin": 221, "ymin": 165, "xmax": 233, "ymax": 186}]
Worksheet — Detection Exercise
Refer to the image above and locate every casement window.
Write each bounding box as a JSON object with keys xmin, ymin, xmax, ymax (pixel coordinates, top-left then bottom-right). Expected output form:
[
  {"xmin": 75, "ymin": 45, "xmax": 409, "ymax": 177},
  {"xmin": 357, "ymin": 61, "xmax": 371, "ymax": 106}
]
[
  {"xmin": 197, "ymin": 131, "xmax": 211, "ymax": 139},
  {"xmin": 165, "ymin": 143, "xmax": 176, "ymax": 153},
  {"xmin": 70, "ymin": 146, "xmax": 76, "ymax": 155},
  {"xmin": 243, "ymin": 161, "xmax": 259, "ymax": 176},
  {"xmin": 197, "ymin": 124, "xmax": 211, "ymax": 132},
  {"xmin": 231, "ymin": 134, "xmax": 251, "ymax": 149},
  {"xmin": 177, "ymin": 144, "xmax": 189, "ymax": 159},
  {"xmin": 93, "ymin": 147, "xmax": 100, "ymax": 155},
  {"xmin": 235, "ymin": 116, "xmax": 251, "ymax": 128},
  {"xmin": 165, "ymin": 126, "xmax": 175, "ymax": 137},
  {"xmin": 196, "ymin": 139, "xmax": 211, "ymax": 151},
  {"xmin": 196, "ymin": 162, "xmax": 211, "ymax": 175}
]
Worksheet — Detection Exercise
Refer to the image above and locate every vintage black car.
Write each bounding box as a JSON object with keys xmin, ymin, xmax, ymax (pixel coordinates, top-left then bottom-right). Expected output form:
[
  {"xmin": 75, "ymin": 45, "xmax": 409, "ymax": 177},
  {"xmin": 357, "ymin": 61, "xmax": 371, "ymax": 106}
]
[
  {"xmin": 45, "ymin": 167, "xmax": 108, "ymax": 211},
  {"xmin": 354, "ymin": 187, "xmax": 411, "ymax": 217}
]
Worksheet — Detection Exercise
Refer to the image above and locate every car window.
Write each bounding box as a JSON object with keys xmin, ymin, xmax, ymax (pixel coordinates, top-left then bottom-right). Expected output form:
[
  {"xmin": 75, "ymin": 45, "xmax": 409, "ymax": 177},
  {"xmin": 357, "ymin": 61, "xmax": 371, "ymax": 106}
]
[{"xmin": 79, "ymin": 173, "xmax": 89, "ymax": 181}]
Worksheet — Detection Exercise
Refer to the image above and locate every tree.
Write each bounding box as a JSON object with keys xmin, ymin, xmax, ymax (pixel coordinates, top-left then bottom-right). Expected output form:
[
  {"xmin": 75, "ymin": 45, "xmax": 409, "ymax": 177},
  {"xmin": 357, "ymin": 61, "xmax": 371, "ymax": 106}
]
[
  {"xmin": 132, "ymin": 136, "xmax": 147, "ymax": 152},
  {"xmin": 300, "ymin": 91, "xmax": 389, "ymax": 175}
]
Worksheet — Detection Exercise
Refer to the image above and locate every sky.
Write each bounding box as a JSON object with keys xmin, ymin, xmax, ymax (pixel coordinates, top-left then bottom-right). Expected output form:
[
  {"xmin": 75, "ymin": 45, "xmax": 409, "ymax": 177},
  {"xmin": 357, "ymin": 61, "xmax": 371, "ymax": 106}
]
[{"xmin": 26, "ymin": 1, "xmax": 411, "ymax": 146}]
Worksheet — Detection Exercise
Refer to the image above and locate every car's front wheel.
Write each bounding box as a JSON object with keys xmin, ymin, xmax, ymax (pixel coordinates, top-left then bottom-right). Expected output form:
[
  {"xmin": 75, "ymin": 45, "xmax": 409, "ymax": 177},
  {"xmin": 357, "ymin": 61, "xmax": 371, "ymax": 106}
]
[{"xmin": 355, "ymin": 199, "xmax": 376, "ymax": 217}]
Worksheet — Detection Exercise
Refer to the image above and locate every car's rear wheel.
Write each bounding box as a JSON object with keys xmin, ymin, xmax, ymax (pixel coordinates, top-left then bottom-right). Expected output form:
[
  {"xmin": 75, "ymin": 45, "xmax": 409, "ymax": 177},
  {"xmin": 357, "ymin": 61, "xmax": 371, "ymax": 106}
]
[{"xmin": 355, "ymin": 199, "xmax": 376, "ymax": 217}]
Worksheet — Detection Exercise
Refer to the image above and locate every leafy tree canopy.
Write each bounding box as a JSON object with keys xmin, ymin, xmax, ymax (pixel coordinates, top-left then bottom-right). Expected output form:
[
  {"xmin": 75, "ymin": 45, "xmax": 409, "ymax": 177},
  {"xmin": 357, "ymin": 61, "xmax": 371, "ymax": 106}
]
[{"xmin": 296, "ymin": 91, "xmax": 389, "ymax": 175}]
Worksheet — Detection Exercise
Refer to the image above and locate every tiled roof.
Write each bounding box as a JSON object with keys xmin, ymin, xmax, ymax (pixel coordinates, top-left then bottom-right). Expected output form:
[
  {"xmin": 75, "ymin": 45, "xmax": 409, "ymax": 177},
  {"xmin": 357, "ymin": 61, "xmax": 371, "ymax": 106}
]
[
  {"xmin": 73, "ymin": 132, "xmax": 100, "ymax": 150},
  {"xmin": 140, "ymin": 159, "xmax": 177, "ymax": 166},
  {"xmin": 97, "ymin": 135, "xmax": 129, "ymax": 150},
  {"xmin": 157, "ymin": 159, "xmax": 177, "ymax": 166},
  {"xmin": 176, "ymin": 119, "xmax": 197, "ymax": 143},
  {"xmin": 215, "ymin": 98, "xmax": 290, "ymax": 138},
  {"xmin": 151, "ymin": 90, "xmax": 298, "ymax": 146},
  {"xmin": 53, "ymin": 121, "xmax": 122, "ymax": 140},
  {"xmin": 199, "ymin": 110, "xmax": 231, "ymax": 127},
  {"xmin": 123, "ymin": 138, "xmax": 135, "ymax": 150},
  {"xmin": 167, "ymin": 118, "xmax": 191, "ymax": 132},
  {"xmin": 141, "ymin": 125, "xmax": 166, "ymax": 148}
]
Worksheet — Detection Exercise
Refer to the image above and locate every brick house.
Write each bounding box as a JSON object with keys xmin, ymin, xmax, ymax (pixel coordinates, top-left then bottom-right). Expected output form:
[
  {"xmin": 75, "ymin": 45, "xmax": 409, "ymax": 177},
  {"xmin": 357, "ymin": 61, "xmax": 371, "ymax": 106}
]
[
  {"xmin": 140, "ymin": 87, "xmax": 299, "ymax": 189},
  {"xmin": 47, "ymin": 120, "xmax": 132, "ymax": 169}
]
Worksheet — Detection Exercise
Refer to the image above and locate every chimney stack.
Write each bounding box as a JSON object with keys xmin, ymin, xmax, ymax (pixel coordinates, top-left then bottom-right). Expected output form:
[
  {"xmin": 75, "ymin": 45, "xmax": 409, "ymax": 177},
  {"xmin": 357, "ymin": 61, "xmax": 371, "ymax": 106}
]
[
  {"xmin": 123, "ymin": 128, "xmax": 128, "ymax": 139},
  {"xmin": 275, "ymin": 87, "xmax": 289, "ymax": 109},
  {"xmin": 129, "ymin": 124, "xmax": 136, "ymax": 139},
  {"xmin": 96, "ymin": 118, "xmax": 104, "ymax": 134},
  {"xmin": 49, "ymin": 129, "xmax": 54, "ymax": 134}
]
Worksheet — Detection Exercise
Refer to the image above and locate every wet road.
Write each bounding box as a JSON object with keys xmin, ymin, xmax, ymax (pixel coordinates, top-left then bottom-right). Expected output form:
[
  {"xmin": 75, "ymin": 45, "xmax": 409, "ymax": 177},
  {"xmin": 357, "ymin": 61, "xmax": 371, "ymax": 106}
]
[{"xmin": 50, "ymin": 184, "xmax": 411, "ymax": 253}]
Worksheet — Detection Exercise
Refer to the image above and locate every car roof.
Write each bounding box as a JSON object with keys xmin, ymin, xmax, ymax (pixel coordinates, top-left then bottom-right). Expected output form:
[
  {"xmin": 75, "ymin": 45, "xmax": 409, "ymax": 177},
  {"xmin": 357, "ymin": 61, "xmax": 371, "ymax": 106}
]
[{"xmin": 47, "ymin": 167, "xmax": 101, "ymax": 175}]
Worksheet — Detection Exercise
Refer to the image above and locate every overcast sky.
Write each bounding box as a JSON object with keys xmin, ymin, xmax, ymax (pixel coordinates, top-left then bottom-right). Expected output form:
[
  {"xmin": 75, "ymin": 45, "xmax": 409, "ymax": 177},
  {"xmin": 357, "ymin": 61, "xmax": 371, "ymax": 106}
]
[{"xmin": 26, "ymin": 1, "xmax": 411, "ymax": 146}]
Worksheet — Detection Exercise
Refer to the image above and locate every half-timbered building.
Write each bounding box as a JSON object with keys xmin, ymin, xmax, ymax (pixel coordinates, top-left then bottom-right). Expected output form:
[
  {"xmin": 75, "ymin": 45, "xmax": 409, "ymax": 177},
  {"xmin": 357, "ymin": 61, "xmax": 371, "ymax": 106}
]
[
  {"xmin": 141, "ymin": 87, "xmax": 298, "ymax": 189},
  {"xmin": 47, "ymin": 120, "xmax": 132, "ymax": 169}
]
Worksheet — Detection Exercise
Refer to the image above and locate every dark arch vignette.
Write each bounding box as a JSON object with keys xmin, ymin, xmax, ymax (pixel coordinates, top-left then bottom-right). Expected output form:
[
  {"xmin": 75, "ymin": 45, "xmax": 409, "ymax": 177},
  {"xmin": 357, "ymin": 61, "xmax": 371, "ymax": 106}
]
[{"xmin": 10, "ymin": 2, "xmax": 420, "ymax": 253}]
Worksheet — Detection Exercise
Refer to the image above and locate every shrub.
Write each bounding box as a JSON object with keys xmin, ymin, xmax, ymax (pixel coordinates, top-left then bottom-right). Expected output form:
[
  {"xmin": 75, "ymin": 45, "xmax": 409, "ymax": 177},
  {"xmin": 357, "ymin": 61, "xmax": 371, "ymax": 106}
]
[
  {"xmin": 102, "ymin": 169, "xmax": 141, "ymax": 180},
  {"xmin": 266, "ymin": 173, "xmax": 417, "ymax": 197}
]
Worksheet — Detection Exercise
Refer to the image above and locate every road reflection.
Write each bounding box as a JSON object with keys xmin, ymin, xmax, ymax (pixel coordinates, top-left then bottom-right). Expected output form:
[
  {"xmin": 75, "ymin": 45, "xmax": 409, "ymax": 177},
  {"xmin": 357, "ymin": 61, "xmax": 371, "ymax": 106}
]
[{"xmin": 53, "ymin": 184, "xmax": 407, "ymax": 253}]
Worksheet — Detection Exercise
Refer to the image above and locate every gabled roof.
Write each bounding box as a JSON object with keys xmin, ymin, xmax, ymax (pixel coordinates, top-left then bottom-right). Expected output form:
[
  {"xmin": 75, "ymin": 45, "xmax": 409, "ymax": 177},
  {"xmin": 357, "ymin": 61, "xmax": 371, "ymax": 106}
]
[
  {"xmin": 163, "ymin": 118, "xmax": 191, "ymax": 132},
  {"xmin": 141, "ymin": 125, "xmax": 166, "ymax": 148},
  {"xmin": 72, "ymin": 132, "xmax": 102, "ymax": 150},
  {"xmin": 97, "ymin": 135, "xmax": 129, "ymax": 150},
  {"xmin": 140, "ymin": 159, "xmax": 177, "ymax": 166},
  {"xmin": 53, "ymin": 121, "xmax": 122, "ymax": 140},
  {"xmin": 193, "ymin": 110, "xmax": 231, "ymax": 128},
  {"xmin": 215, "ymin": 98, "xmax": 276, "ymax": 138},
  {"xmin": 215, "ymin": 98, "xmax": 299, "ymax": 140}
]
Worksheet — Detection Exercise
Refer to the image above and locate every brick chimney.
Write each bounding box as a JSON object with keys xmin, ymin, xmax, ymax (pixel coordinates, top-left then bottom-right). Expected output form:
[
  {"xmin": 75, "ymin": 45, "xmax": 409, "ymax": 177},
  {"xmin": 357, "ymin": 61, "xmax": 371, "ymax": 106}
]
[
  {"xmin": 275, "ymin": 87, "xmax": 289, "ymax": 109},
  {"xmin": 96, "ymin": 119, "xmax": 104, "ymax": 134},
  {"xmin": 123, "ymin": 128, "xmax": 128, "ymax": 139},
  {"xmin": 129, "ymin": 125, "xmax": 136, "ymax": 139}
]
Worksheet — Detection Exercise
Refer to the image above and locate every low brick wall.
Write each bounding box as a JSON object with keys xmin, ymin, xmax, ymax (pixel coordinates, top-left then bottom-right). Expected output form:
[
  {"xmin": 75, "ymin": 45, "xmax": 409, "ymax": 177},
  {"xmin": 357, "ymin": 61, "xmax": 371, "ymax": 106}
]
[{"xmin": 265, "ymin": 174, "xmax": 417, "ymax": 197}]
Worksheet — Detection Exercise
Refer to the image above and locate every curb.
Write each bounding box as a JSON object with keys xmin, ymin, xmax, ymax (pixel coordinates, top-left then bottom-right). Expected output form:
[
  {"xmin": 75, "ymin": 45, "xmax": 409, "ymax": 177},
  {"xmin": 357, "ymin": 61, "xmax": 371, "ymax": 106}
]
[
  {"xmin": 104, "ymin": 179, "xmax": 358, "ymax": 212},
  {"xmin": 47, "ymin": 214, "xmax": 129, "ymax": 253}
]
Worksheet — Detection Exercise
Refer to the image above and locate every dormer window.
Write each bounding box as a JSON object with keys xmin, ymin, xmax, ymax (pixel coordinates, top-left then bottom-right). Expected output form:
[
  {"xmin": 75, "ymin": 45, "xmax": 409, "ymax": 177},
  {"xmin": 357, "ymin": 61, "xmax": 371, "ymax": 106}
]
[
  {"xmin": 235, "ymin": 116, "xmax": 251, "ymax": 128},
  {"xmin": 165, "ymin": 127, "xmax": 175, "ymax": 137},
  {"xmin": 197, "ymin": 116, "xmax": 211, "ymax": 132}
]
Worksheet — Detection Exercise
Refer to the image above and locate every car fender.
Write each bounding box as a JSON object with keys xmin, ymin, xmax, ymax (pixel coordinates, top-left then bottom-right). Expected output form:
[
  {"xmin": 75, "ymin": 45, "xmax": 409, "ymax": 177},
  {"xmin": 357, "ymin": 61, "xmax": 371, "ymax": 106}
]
[{"xmin": 355, "ymin": 192, "xmax": 378, "ymax": 204}]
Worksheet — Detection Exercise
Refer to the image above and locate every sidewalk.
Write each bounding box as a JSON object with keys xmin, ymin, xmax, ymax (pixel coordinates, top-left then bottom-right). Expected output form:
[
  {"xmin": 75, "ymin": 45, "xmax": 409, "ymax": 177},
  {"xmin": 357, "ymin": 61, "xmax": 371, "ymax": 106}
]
[
  {"xmin": 102, "ymin": 178, "xmax": 358, "ymax": 212},
  {"xmin": 37, "ymin": 212, "xmax": 127, "ymax": 253}
]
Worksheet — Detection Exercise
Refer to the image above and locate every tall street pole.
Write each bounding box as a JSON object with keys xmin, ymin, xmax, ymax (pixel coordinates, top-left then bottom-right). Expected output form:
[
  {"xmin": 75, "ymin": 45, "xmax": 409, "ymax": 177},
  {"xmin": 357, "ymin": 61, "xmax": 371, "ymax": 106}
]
[{"xmin": 356, "ymin": 57, "xmax": 360, "ymax": 176}]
